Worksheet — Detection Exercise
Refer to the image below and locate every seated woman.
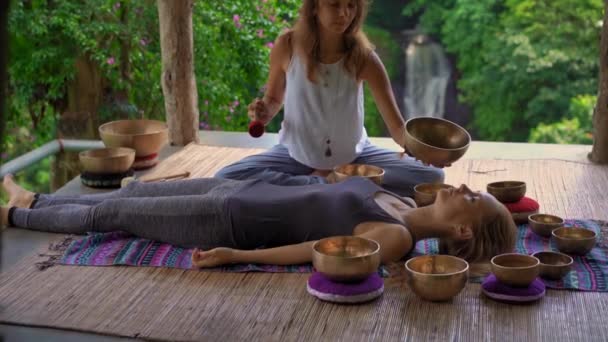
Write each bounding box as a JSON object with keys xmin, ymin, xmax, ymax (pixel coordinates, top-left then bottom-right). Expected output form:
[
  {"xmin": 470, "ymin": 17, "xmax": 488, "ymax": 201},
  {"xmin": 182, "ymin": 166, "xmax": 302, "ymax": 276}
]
[{"xmin": 1, "ymin": 174, "xmax": 516, "ymax": 268}]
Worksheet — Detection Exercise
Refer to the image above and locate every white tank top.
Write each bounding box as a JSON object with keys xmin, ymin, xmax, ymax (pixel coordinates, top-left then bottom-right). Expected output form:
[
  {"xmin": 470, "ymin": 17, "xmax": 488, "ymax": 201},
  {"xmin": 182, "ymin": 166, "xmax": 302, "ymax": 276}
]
[{"xmin": 279, "ymin": 54, "xmax": 369, "ymax": 170}]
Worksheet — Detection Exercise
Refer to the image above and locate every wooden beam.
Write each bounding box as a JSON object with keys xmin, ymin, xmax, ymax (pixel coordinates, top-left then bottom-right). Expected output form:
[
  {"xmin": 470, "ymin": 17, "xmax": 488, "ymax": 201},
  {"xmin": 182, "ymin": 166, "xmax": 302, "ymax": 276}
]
[
  {"xmin": 590, "ymin": 2, "xmax": 608, "ymax": 164},
  {"xmin": 157, "ymin": 0, "xmax": 200, "ymax": 146}
]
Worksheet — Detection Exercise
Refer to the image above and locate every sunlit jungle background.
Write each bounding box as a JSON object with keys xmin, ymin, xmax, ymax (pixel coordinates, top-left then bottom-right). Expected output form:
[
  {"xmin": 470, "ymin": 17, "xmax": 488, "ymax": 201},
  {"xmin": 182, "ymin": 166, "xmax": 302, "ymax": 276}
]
[{"xmin": 3, "ymin": 0, "xmax": 602, "ymax": 197}]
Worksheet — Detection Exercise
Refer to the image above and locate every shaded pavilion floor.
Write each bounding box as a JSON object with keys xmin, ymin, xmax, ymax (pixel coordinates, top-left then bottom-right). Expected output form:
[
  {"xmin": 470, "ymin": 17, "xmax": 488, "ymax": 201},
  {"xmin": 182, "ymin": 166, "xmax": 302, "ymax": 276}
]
[{"xmin": 1, "ymin": 133, "xmax": 607, "ymax": 341}]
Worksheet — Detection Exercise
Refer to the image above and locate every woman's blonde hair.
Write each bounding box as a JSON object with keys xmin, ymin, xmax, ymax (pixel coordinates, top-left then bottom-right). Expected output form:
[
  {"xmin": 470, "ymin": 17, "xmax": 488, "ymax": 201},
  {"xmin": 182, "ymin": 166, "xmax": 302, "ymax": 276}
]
[
  {"xmin": 439, "ymin": 204, "xmax": 517, "ymax": 276},
  {"xmin": 291, "ymin": 0, "xmax": 373, "ymax": 82}
]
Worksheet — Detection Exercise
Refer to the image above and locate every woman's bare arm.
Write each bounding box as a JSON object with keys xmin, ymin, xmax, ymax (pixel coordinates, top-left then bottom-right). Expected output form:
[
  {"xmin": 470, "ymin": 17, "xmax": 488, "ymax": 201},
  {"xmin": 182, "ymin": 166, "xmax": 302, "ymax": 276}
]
[
  {"xmin": 360, "ymin": 51, "xmax": 407, "ymax": 147},
  {"xmin": 192, "ymin": 223, "xmax": 412, "ymax": 268},
  {"xmin": 257, "ymin": 32, "xmax": 292, "ymax": 123}
]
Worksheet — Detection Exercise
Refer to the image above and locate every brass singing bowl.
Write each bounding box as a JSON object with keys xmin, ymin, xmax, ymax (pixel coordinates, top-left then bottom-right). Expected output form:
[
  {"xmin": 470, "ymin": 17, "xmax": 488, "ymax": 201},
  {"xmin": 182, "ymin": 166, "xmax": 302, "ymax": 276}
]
[
  {"xmin": 487, "ymin": 181, "xmax": 526, "ymax": 203},
  {"xmin": 532, "ymin": 251, "xmax": 573, "ymax": 280},
  {"xmin": 491, "ymin": 253, "xmax": 539, "ymax": 287},
  {"xmin": 78, "ymin": 147, "xmax": 135, "ymax": 174},
  {"xmin": 403, "ymin": 117, "xmax": 471, "ymax": 167},
  {"xmin": 528, "ymin": 213, "xmax": 565, "ymax": 238},
  {"xmin": 552, "ymin": 227, "xmax": 597, "ymax": 255},
  {"xmin": 404, "ymin": 255, "xmax": 469, "ymax": 301},
  {"xmin": 413, "ymin": 183, "xmax": 455, "ymax": 207},
  {"xmin": 332, "ymin": 164, "xmax": 385, "ymax": 186},
  {"xmin": 99, "ymin": 119, "xmax": 169, "ymax": 157},
  {"xmin": 312, "ymin": 236, "xmax": 381, "ymax": 283}
]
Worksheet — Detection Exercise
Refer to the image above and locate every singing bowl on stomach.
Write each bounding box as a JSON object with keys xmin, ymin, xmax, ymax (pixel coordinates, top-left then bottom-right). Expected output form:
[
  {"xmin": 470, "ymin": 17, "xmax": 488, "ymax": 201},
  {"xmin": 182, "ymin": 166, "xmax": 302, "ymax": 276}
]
[
  {"xmin": 312, "ymin": 236, "xmax": 381, "ymax": 283},
  {"xmin": 528, "ymin": 213, "xmax": 564, "ymax": 238},
  {"xmin": 404, "ymin": 255, "xmax": 469, "ymax": 301},
  {"xmin": 414, "ymin": 183, "xmax": 455, "ymax": 207},
  {"xmin": 78, "ymin": 147, "xmax": 136, "ymax": 174},
  {"xmin": 552, "ymin": 227, "xmax": 597, "ymax": 255},
  {"xmin": 403, "ymin": 117, "xmax": 471, "ymax": 167},
  {"xmin": 487, "ymin": 181, "xmax": 526, "ymax": 203},
  {"xmin": 490, "ymin": 253, "xmax": 539, "ymax": 287},
  {"xmin": 99, "ymin": 119, "xmax": 169, "ymax": 157},
  {"xmin": 532, "ymin": 251, "xmax": 573, "ymax": 280},
  {"xmin": 332, "ymin": 164, "xmax": 385, "ymax": 185}
]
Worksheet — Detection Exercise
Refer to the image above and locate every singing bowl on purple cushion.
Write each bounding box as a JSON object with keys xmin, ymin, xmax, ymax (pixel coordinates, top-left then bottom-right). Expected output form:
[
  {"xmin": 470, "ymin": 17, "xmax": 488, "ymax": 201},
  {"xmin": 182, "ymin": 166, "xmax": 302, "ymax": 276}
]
[
  {"xmin": 403, "ymin": 117, "xmax": 471, "ymax": 166},
  {"xmin": 99, "ymin": 119, "xmax": 169, "ymax": 157},
  {"xmin": 78, "ymin": 147, "xmax": 135, "ymax": 174},
  {"xmin": 491, "ymin": 253, "xmax": 539, "ymax": 288},
  {"xmin": 312, "ymin": 236, "xmax": 381, "ymax": 283},
  {"xmin": 404, "ymin": 255, "xmax": 469, "ymax": 301}
]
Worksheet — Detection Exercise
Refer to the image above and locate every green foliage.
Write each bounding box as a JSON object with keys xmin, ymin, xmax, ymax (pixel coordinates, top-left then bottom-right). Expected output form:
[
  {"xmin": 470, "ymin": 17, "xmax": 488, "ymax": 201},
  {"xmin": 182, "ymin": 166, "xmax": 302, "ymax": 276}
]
[
  {"xmin": 529, "ymin": 95, "xmax": 595, "ymax": 144},
  {"xmin": 363, "ymin": 24, "xmax": 403, "ymax": 136},
  {"xmin": 194, "ymin": 1, "xmax": 299, "ymax": 133},
  {"xmin": 405, "ymin": 0, "xmax": 602, "ymax": 142}
]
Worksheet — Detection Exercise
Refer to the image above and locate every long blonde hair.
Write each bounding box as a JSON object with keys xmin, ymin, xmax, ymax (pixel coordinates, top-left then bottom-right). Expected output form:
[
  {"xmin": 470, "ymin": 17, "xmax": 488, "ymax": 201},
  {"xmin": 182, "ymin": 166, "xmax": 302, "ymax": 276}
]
[
  {"xmin": 291, "ymin": 0, "xmax": 373, "ymax": 83},
  {"xmin": 439, "ymin": 204, "xmax": 517, "ymax": 276}
]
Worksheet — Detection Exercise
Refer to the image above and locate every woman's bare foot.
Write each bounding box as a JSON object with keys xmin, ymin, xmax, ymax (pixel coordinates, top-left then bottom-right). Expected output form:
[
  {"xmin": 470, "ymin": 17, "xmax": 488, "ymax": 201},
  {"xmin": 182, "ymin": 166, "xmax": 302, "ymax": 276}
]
[
  {"xmin": 2, "ymin": 174, "xmax": 35, "ymax": 209},
  {"xmin": 192, "ymin": 247, "xmax": 234, "ymax": 268}
]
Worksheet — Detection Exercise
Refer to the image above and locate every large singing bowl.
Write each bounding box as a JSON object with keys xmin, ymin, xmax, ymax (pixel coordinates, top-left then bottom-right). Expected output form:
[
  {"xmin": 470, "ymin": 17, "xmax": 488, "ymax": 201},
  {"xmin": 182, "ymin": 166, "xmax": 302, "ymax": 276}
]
[
  {"xmin": 403, "ymin": 117, "xmax": 471, "ymax": 166},
  {"xmin": 99, "ymin": 120, "xmax": 169, "ymax": 157}
]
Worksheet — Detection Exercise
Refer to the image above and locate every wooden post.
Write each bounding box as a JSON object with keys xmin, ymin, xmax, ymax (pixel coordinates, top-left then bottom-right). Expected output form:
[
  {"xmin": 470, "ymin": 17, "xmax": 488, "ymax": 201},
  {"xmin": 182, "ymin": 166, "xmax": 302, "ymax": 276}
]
[
  {"xmin": 157, "ymin": 0, "xmax": 200, "ymax": 145},
  {"xmin": 589, "ymin": 3, "xmax": 608, "ymax": 164}
]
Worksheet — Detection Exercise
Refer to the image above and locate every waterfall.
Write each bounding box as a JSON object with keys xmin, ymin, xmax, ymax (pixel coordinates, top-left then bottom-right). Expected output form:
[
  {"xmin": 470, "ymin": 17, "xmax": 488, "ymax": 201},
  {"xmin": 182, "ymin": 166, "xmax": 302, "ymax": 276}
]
[{"xmin": 404, "ymin": 34, "xmax": 451, "ymax": 119}]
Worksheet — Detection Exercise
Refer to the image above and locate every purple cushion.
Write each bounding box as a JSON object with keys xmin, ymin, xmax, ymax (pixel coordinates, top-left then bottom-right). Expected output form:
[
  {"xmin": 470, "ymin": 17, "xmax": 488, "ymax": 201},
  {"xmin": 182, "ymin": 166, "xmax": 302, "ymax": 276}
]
[
  {"xmin": 307, "ymin": 272, "xmax": 384, "ymax": 303},
  {"xmin": 482, "ymin": 274, "xmax": 546, "ymax": 303}
]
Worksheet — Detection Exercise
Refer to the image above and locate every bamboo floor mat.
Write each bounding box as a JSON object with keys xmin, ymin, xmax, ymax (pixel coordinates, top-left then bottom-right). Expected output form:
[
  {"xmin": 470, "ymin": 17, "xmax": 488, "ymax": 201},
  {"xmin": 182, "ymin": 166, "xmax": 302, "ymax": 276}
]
[{"xmin": 1, "ymin": 144, "xmax": 608, "ymax": 341}]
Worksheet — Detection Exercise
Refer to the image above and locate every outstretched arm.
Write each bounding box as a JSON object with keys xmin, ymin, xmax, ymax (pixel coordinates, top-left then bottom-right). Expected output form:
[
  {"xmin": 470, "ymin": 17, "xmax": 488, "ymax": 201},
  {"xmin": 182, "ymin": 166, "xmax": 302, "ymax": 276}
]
[
  {"xmin": 192, "ymin": 241, "xmax": 316, "ymax": 268},
  {"xmin": 192, "ymin": 224, "xmax": 413, "ymax": 268}
]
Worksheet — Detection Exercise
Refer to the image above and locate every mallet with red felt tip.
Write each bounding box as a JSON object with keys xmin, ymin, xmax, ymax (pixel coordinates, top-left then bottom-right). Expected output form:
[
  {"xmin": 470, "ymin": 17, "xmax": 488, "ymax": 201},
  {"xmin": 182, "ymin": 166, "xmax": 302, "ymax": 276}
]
[{"xmin": 248, "ymin": 120, "xmax": 265, "ymax": 138}]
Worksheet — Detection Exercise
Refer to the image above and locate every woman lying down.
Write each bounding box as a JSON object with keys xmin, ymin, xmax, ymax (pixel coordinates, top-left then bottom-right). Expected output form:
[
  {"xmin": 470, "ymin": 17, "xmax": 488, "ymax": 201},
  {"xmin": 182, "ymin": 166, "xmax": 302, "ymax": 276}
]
[{"xmin": 1, "ymin": 174, "xmax": 516, "ymax": 268}]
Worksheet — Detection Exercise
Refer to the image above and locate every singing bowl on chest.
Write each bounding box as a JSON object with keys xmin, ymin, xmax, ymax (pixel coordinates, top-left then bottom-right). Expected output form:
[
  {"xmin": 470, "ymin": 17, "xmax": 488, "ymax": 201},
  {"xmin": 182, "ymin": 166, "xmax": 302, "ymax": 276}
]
[{"xmin": 332, "ymin": 164, "xmax": 385, "ymax": 185}]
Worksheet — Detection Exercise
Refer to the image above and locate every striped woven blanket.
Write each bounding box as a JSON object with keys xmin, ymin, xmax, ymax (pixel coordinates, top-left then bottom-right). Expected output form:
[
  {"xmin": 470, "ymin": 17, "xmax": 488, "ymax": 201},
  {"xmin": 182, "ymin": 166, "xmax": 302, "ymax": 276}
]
[{"xmin": 60, "ymin": 219, "xmax": 607, "ymax": 291}]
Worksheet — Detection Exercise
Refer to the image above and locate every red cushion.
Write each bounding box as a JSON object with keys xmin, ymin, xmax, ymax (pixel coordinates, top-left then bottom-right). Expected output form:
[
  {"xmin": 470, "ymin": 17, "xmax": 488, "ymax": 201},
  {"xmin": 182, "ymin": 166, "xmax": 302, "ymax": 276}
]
[{"xmin": 503, "ymin": 197, "xmax": 540, "ymax": 213}]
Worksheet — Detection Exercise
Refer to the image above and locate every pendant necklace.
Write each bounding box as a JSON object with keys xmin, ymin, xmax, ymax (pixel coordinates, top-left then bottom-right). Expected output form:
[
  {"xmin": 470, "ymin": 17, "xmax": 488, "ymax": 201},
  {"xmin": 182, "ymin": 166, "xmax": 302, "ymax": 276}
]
[{"xmin": 321, "ymin": 64, "xmax": 333, "ymax": 158}]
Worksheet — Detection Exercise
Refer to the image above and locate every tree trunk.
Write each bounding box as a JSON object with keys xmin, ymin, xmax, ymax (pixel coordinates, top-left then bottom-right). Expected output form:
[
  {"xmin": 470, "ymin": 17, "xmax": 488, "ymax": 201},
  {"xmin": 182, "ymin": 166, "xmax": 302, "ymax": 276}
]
[
  {"xmin": 157, "ymin": 0, "xmax": 200, "ymax": 145},
  {"xmin": 589, "ymin": 3, "xmax": 608, "ymax": 164},
  {"xmin": 51, "ymin": 54, "xmax": 104, "ymax": 191},
  {"xmin": 1, "ymin": 1, "xmax": 8, "ymax": 166}
]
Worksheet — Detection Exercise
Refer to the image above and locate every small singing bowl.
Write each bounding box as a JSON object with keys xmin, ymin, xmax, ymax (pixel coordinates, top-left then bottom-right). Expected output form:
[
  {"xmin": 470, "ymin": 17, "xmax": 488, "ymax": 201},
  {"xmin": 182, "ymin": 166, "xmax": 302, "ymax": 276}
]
[
  {"xmin": 99, "ymin": 119, "xmax": 169, "ymax": 157},
  {"xmin": 528, "ymin": 213, "xmax": 565, "ymax": 238},
  {"xmin": 413, "ymin": 183, "xmax": 455, "ymax": 207},
  {"xmin": 552, "ymin": 227, "xmax": 597, "ymax": 255},
  {"xmin": 403, "ymin": 117, "xmax": 471, "ymax": 166},
  {"xmin": 78, "ymin": 147, "xmax": 136, "ymax": 174},
  {"xmin": 404, "ymin": 255, "xmax": 469, "ymax": 301},
  {"xmin": 312, "ymin": 236, "xmax": 381, "ymax": 283},
  {"xmin": 332, "ymin": 164, "xmax": 385, "ymax": 185},
  {"xmin": 531, "ymin": 251, "xmax": 573, "ymax": 280},
  {"xmin": 486, "ymin": 181, "xmax": 526, "ymax": 203},
  {"xmin": 490, "ymin": 253, "xmax": 540, "ymax": 287}
]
